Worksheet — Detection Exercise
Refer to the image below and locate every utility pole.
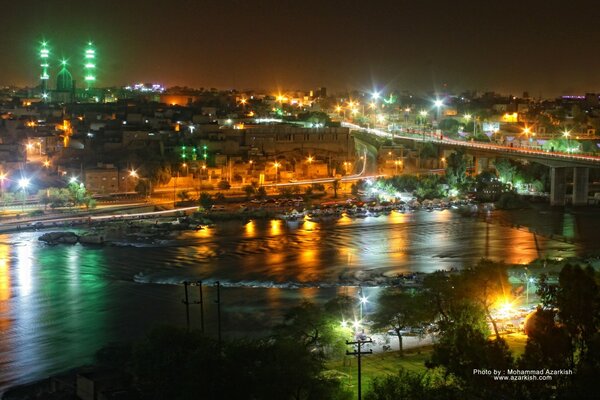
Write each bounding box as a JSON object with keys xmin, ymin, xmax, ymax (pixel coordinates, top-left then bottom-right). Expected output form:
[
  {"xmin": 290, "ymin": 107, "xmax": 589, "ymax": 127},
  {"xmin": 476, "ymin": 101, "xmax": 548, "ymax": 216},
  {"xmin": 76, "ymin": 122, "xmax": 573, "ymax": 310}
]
[
  {"xmin": 197, "ymin": 280, "xmax": 205, "ymax": 334},
  {"xmin": 181, "ymin": 281, "xmax": 203, "ymax": 333},
  {"xmin": 215, "ymin": 281, "xmax": 222, "ymax": 349},
  {"xmin": 346, "ymin": 339, "xmax": 373, "ymax": 400},
  {"xmin": 182, "ymin": 281, "xmax": 191, "ymax": 331}
]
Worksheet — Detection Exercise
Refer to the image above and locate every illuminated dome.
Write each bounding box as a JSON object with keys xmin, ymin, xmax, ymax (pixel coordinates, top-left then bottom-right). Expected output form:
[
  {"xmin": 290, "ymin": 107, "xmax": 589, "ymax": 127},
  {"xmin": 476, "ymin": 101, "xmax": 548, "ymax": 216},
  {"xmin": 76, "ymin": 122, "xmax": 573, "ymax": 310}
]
[{"xmin": 56, "ymin": 62, "xmax": 73, "ymax": 91}]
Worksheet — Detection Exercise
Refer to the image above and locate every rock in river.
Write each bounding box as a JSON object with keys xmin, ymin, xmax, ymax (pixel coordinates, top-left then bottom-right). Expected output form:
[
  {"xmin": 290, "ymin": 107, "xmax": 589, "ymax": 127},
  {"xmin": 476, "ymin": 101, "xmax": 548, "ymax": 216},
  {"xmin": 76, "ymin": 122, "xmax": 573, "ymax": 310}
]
[{"xmin": 38, "ymin": 231, "xmax": 79, "ymax": 245}]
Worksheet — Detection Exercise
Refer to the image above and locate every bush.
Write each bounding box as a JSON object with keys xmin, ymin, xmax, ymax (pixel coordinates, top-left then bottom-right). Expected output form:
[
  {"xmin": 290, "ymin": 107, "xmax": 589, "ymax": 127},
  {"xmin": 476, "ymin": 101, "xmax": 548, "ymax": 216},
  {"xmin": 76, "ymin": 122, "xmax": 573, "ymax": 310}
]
[{"xmin": 217, "ymin": 180, "xmax": 231, "ymax": 190}]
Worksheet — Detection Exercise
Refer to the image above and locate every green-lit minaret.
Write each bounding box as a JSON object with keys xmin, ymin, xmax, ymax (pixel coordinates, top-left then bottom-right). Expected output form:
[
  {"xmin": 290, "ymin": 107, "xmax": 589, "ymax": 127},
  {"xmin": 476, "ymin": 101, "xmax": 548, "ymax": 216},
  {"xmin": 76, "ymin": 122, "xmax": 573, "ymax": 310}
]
[
  {"xmin": 83, "ymin": 41, "xmax": 96, "ymax": 88},
  {"xmin": 39, "ymin": 41, "xmax": 50, "ymax": 94}
]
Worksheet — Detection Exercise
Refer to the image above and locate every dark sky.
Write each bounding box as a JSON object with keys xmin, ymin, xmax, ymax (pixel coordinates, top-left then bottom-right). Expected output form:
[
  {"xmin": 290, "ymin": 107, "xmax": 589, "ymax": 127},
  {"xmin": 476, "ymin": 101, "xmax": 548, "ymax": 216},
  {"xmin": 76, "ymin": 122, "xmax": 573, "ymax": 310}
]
[{"xmin": 1, "ymin": 0, "xmax": 600, "ymax": 96}]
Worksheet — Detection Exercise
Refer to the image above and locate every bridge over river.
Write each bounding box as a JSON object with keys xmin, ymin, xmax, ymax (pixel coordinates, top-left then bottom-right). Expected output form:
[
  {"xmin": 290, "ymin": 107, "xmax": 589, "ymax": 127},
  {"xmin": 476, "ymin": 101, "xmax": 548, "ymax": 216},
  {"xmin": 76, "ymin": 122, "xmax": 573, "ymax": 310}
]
[{"xmin": 343, "ymin": 122, "xmax": 600, "ymax": 206}]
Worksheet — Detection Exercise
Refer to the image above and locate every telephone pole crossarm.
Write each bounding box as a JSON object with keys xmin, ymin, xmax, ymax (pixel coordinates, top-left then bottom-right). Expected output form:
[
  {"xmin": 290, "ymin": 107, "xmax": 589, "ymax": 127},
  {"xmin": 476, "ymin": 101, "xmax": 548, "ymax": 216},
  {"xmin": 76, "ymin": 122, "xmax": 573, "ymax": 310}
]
[{"xmin": 345, "ymin": 339, "xmax": 373, "ymax": 400}]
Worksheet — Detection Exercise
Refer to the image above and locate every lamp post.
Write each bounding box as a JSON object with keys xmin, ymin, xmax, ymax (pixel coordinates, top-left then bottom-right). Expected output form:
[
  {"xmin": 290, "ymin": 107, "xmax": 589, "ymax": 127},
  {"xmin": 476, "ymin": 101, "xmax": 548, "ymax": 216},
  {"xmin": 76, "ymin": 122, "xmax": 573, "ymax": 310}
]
[
  {"xmin": 343, "ymin": 161, "xmax": 351, "ymax": 175},
  {"xmin": 419, "ymin": 110, "xmax": 427, "ymax": 140},
  {"xmin": 273, "ymin": 161, "xmax": 281, "ymax": 183},
  {"xmin": 306, "ymin": 156, "xmax": 313, "ymax": 179},
  {"xmin": 563, "ymin": 130, "xmax": 571, "ymax": 153},
  {"xmin": 358, "ymin": 286, "xmax": 368, "ymax": 321},
  {"xmin": 433, "ymin": 99, "xmax": 443, "ymax": 122},
  {"xmin": 0, "ymin": 172, "xmax": 6, "ymax": 201},
  {"xmin": 18, "ymin": 177, "xmax": 30, "ymax": 212}
]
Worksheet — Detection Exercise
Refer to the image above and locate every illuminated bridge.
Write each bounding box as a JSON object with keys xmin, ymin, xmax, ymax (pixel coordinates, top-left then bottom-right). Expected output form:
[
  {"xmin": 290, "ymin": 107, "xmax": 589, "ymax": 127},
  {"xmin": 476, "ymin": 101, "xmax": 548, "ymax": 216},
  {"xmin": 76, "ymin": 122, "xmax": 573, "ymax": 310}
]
[{"xmin": 343, "ymin": 122, "xmax": 600, "ymax": 206}]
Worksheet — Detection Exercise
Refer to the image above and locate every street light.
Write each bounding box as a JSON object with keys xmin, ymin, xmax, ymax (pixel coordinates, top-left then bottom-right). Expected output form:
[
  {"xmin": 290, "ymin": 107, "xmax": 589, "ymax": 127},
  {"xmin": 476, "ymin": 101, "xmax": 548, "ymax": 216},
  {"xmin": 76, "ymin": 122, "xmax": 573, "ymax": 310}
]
[
  {"xmin": 18, "ymin": 177, "xmax": 30, "ymax": 211},
  {"xmin": 433, "ymin": 99, "xmax": 443, "ymax": 121},
  {"xmin": 563, "ymin": 129, "xmax": 571, "ymax": 153},
  {"xmin": 273, "ymin": 161, "xmax": 281, "ymax": 183},
  {"xmin": 394, "ymin": 160, "xmax": 402, "ymax": 175},
  {"xmin": 343, "ymin": 161, "xmax": 352, "ymax": 175},
  {"xmin": 0, "ymin": 172, "xmax": 6, "ymax": 201}
]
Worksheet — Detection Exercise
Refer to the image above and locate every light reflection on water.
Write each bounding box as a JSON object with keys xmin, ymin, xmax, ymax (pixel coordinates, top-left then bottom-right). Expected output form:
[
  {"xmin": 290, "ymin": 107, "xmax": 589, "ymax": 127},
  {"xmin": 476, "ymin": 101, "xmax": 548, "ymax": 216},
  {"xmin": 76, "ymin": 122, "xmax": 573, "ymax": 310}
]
[{"xmin": 0, "ymin": 206, "xmax": 598, "ymax": 392}]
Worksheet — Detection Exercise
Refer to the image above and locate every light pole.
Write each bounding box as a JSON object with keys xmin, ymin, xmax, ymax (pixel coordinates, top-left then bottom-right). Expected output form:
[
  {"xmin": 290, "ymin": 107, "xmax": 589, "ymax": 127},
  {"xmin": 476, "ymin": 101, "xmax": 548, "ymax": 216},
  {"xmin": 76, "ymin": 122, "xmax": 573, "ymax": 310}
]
[
  {"xmin": 273, "ymin": 161, "xmax": 281, "ymax": 183},
  {"xmin": 128, "ymin": 169, "xmax": 138, "ymax": 194},
  {"xmin": 563, "ymin": 129, "xmax": 571, "ymax": 153},
  {"xmin": 434, "ymin": 99, "xmax": 443, "ymax": 122},
  {"xmin": 419, "ymin": 110, "xmax": 427, "ymax": 140},
  {"xmin": 358, "ymin": 286, "xmax": 368, "ymax": 321},
  {"xmin": 343, "ymin": 161, "xmax": 351, "ymax": 175},
  {"xmin": 18, "ymin": 177, "xmax": 30, "ymax": 212},
  {"xmin": 0, "ymin": 172, "xmax": 6, "ymax": 202}
]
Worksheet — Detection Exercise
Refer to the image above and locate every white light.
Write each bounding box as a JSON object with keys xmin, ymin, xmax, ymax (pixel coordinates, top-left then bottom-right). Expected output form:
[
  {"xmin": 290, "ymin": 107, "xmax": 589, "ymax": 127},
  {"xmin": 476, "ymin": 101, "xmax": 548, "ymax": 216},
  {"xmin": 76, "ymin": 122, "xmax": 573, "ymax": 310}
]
[
  {"xmin": 18, "ymin": 178, "xmax": 30, "ymax": 189},
  {"xmin": 434, "ymin": 99, "xmax": 444, "ymax": 108},
  {"xmin": 371, "ymin": 91, "xmax": 380, "ymax": 100}
]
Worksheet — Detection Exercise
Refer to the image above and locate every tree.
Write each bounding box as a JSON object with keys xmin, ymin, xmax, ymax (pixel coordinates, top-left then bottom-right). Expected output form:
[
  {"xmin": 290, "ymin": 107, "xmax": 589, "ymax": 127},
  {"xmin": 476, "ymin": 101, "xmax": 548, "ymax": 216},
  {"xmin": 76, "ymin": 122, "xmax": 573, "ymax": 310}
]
[
  {"xmin": 37, "ymin": 189, "xmax": 51, "ymax": 210},
  {"xmin": 371, "ymin": 289, "xmax": 433, "ymax": 355},
  {"xmin": 278, "ymin": 187, "xmax": 293, "ymax": 198},
  {"xmin": 177, "ymin": 190, "xmax": 191, "ymax": 202},
  {"xmin": 330, "ymin": 179, "xmax": 341, "ymax": 198},
  {"xmin": 198, "ymin": 192, "xmax": 213, "ymax": 209},
  {"xmin": 135, "ymin": 179, "xmax": 152, "ymax": 197},
  {"xmin": 538, "ymin": 264, "xmax": 600, "ymax": 362},
  {"xmin": 274, "ymin": 299, "xmax": 352, "ymax": 358},
  {"xmin": 445, "ymin": 151, "xmax": 467, "ymax": 188},
  {"xmin": 493, "ymin": 158, "xmax": 517, "ymax": 185},
  {"xmin": 242, "ymin": 184, "xmax": 256, "ymax": 199},
  {"xmin": 256, "ymin": 186, "xmax": 267, "ymax": 199},
  {"xmin": 457, "ymin": 260, "xmax": 510, "ymax": 340},
  {"xmin": 520, "ymin": 307, "xmax": 572, "ymax": 370},
  {"xmin": 428, "ymin": 310, "xmax": 515, "ymax": 399},
  {"xmin": 217, "ymin": 180, "xmax": 231, "ymax": 190},
  {"xmin": 312, "ymin": 183, "xmax": 325, "ymax": 192},
  {"xmin": 420, "ymin": 142, "xmax": 438, "ymax": 159}
]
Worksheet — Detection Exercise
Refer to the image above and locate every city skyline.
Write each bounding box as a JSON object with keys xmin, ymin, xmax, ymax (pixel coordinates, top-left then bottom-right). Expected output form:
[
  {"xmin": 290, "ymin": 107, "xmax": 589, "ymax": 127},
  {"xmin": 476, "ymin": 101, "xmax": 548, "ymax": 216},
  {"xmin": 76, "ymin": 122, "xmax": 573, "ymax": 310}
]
[{"xmin": 1, "ymin": 0, "xmax": 600, "ymax": 95}]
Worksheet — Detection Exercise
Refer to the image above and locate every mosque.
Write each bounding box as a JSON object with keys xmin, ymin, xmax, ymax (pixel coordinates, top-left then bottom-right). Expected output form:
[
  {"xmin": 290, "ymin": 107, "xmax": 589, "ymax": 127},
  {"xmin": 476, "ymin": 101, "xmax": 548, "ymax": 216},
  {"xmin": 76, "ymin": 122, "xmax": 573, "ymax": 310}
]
[{"xmin": 38, "ymin": 41, "xmax": 98, "ymax": 103}]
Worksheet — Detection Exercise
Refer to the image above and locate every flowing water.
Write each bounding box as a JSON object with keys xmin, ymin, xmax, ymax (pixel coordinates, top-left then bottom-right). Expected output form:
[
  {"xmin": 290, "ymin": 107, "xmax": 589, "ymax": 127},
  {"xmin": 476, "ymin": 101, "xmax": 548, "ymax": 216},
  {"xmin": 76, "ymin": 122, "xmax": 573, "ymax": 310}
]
[{"xmin": 1, "ymin": 206, "xmax": 599, "ymax": 392}]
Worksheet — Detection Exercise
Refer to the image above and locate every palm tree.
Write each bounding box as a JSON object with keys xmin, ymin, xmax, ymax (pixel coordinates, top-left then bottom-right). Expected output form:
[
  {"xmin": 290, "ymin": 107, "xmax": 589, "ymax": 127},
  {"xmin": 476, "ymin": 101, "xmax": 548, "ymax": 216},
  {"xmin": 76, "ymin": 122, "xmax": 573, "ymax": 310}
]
[{"xmin": 330, "ymin": 179, "xmax": 341, "ymax": 198}]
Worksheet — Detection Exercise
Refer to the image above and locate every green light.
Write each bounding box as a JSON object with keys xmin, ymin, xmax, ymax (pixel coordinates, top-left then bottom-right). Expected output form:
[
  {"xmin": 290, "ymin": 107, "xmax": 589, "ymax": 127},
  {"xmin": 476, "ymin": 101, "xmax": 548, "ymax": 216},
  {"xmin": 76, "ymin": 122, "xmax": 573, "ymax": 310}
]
[
  {"xmin": 84, "ymin": 42, "xmax": 97, "ymax": 88},
  {"xmin": 39, "ymin": 42, "xmax": 51, "ymax": 87}
]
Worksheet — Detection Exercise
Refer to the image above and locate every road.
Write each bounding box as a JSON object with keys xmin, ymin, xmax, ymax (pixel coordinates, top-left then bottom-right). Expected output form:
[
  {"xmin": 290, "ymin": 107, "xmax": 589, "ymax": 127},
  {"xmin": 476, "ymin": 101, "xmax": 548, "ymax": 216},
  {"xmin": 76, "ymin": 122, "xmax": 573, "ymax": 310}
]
[{"xmin": 342, "ymin": 122, "xmax": 600, "ymax": 166}]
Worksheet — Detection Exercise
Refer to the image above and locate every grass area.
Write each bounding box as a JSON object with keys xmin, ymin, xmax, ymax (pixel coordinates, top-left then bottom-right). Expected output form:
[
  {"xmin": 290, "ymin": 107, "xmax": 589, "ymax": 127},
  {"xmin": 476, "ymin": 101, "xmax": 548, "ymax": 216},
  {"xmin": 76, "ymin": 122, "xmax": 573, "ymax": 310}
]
[
  {"xmin": 502, "ymin": 332, "xmax": 528, "ymax": 358},
  {"xmin": 327, "ymin": 335, "xmax": 530, "ymax": 397},
  {"xmin": 326, "ymin": 346, "xmax": 432, "ymax": 397}
]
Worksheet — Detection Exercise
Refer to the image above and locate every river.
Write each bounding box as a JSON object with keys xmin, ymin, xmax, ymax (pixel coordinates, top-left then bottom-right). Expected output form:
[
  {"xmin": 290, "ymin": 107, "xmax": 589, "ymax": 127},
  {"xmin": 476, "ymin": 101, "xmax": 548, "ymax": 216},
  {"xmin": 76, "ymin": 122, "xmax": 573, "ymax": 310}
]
[{"xmin": 1, "ymin": 205, "xmax": 599, "ymax": 392}]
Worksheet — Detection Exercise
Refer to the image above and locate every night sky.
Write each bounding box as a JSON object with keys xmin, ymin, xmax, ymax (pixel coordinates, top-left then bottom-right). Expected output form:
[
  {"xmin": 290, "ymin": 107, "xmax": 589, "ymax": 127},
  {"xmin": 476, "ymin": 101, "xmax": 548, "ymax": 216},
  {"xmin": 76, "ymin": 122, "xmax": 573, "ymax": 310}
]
[{"xmin": 1, "ymin": 0, "xmax": 600, "ymax": 95}]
